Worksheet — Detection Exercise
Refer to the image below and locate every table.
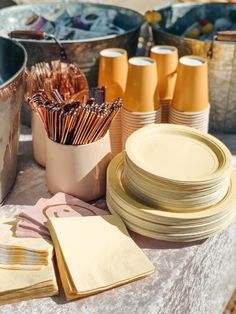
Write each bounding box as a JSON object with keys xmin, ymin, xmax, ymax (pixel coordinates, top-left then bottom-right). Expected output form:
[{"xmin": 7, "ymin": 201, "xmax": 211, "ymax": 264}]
[{"xmin": 0, "ymin": 127, "xmax": 235, "ymax": 314}]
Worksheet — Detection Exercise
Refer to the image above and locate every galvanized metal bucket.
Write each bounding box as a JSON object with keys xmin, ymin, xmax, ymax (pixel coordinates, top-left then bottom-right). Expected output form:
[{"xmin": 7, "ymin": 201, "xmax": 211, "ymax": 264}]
[
  {"xmin": 0, "ymin": 37, "xmax": 27, "ymax": 203},
  {"xmin": 0, "ymin": 2, "xmax": 143, "ymax": 125},
  {"xmin": 0, "ymin": 2, "xmax": 143, "ymax": 84},
  {"xmin": 152, "ymin": 3, "xmax": 236, "ymax": 133}
]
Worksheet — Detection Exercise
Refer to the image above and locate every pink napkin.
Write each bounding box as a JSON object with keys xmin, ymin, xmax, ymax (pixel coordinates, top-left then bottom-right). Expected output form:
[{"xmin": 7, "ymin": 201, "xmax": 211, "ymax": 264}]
[
  {"xmin": 16, "ymin": 219, "xmax": 50, "ymax": 238},
  {"xmin": 16, "ymin": 193, "xmax": 108, "ymax": 239},
  {"xmin": 15, "ymin": 226, "xmax": 51, "ymax": 240}
]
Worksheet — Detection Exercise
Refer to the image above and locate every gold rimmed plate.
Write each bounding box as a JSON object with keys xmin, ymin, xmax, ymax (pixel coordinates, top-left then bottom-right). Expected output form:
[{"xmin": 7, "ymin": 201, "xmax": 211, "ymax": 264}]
[
  {"xmin": 125, "ymin": 124, "xmax": 232, "ymax": 184},
  {"xmin": 106, "ymin": 153, "xmax": 236, "ymax": 222}
]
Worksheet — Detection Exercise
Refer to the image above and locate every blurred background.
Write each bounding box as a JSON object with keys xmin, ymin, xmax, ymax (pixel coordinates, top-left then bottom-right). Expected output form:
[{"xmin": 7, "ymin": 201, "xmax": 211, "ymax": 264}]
[{"xmin": 1, "ymin": 0, "xmax": 233, "ymax": 13}]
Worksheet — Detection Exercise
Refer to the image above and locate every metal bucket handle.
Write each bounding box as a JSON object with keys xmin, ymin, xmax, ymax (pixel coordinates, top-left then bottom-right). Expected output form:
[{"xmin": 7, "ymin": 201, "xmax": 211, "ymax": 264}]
[
  {"xmin": 207, "ymin": 31, "xmax": 236, "ymax": 59},
  {"xmin": 9, "ymin": 30, "xmax": 67, "ymax": 60}
]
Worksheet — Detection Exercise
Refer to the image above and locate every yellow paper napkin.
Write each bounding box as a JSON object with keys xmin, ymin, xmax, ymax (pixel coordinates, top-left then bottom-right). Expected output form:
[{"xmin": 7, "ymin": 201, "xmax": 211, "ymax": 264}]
[
  {"xmin": 48, "ymin": 214, "xmax": 154, "ymax": 300},
  {"xmin": 0, "ymin": 260, "xmax": 58, "ymax": 305},
  {"xmin": 0, "ymin": 219, "xmax": 53, "ymax": 270}
]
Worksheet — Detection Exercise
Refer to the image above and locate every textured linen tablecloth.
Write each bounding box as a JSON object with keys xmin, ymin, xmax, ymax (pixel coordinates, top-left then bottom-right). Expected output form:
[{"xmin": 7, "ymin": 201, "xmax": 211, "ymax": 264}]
[{"xmin": 0, "ymin": 127, "xmax": 235, "ymax": 314}]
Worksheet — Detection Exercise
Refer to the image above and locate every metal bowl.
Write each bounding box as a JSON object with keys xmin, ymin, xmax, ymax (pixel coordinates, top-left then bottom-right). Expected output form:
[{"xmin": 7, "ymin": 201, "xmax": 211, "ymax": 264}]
[
  {"xmin": 0, "ymin": 2, "xmax": 143, "ymax": 84},
  {"xmin": 152, "ymin": 3, "xmax": 236, "ymax": 133},
  {"xmin": 0, "ymin": 37, "xmax": 27, "ymax": 203},
  {"xmin": 0, "ymin": 2, "xmax": 143, "ymax": 125}
]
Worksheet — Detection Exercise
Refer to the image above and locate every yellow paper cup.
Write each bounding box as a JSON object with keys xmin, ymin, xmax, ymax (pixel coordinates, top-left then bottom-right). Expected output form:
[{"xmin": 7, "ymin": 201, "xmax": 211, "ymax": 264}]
[
  {"xmin": 172, "ymin": 56, "xmax": 209, "ymax": 112},
  {"xmin": 98, "ymin": 48, "xmax": 128, "ymax": 157},
  {"xmin": 32, "ymin": 111, "xmax": 46, "ymax": 167},
  {"xmin": 98, "ymin": 48, "xmax": 128, "ymax": 101},
  {"xmin": 124, "ymin": 57, "xmax": 160, "ymax": 112},
  {"xmin": 46, "ymin": 132, "xmax": 112, "ymax": 201},
  {"xmin": 150, "ymin": 45, "xmax": 178, "ymax": 100}
]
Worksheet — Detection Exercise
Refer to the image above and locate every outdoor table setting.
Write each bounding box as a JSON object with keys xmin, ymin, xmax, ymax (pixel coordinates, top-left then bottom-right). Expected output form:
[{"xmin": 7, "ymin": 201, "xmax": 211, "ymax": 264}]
[
  {"xmin": 0, "ymin": 128, "xmax": 235, "ymax": 314},
  {"xmin": 0, "ymin": 1, "xmax": 236, "ymax": 314}
]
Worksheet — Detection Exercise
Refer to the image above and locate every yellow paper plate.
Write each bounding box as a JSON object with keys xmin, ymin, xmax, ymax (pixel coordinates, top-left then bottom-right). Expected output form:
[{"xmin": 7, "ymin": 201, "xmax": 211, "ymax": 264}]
[
  {"xmin": 123, "ymin": 166, "xmax": 230, "ymax": 211},
  {"xmin": 106, "ymin": 194, "xmax": 235, "ymax": 234},
  {"xmin": 106, "ymin": 153, "xmax": 236, "ymax": 223},
  {"xmin": 113, "ymin": 214, "xmax": 235, "ymax": 242},
  {"xmin": 125, "ymin": 124, "xmax": 232, "ymax": 184}
]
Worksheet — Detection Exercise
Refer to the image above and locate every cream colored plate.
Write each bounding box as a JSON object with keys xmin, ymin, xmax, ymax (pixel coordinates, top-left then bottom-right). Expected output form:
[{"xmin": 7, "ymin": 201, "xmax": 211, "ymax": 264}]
[
  {"xmin": 107, "ymin": 192, "xmax": 236, "ymax": 242},
  {"xmin": 125, "ymin": 124, "xmax": 232, "ymax": 183},
  {"xmin": 114, "ymin": 214, "xmax": 235, "ymax": 242},
  {"xmin": 106, "ymin": 194, "xmax": 235, "ymax": 234},
  {"xmin": 124, "ymin": 172, "xmax": 229, "ymax": 211},
  {"xmin": 106, "ymin": 152, "xmax": 236, "ymax": 222},
  {"xmin": 124, "ymin": 157, "xmax": 230, "ymax": 193}
]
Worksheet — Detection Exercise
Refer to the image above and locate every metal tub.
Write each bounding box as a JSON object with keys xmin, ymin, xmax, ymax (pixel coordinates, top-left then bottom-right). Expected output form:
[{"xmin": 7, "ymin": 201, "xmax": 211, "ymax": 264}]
[
  {"xmin": 152, "ymin": 3, "xmax": 236, "ymax": 133},
  {"xmin": 0, "ymin": 2, "xmax": 143, "ymax": 125},
  {"xmin": 0, "ymin": 2, "xmax": 143, "ymax": 84},
  {"xmin": 0, "ymin": 37, "xmax": 27, "ymax": 203}
]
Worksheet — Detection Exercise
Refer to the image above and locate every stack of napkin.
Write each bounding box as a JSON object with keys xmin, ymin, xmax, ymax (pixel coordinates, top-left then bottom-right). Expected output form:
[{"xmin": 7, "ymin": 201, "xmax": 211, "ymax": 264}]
[
  {"xmin": 16, "ymin": 193, "xmax": 107, "ymax": 239},
  {"xmin": 0, "ymin": 219, "xmax": 58, "ymax": 305},
  {"xmin": 0, "ymin": 219, "xmax": 52, "ymax": 270},
  {"xmin": 14, "ymin": 193, "xmax": 154, "ymax": 303},
  {"xmin": 0, "ymin": 263, "xmax": 58, "ymax": 305},
  {"xmin": 48, "ymin": 215, "xmax": 154, "ymax": 300}
]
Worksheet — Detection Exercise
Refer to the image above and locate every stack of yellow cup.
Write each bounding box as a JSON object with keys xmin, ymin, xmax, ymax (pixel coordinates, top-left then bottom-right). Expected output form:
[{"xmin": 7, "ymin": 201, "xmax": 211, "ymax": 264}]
[
  {"xmin": 121, "ymin": 57, "xmax": 161, "ymax": 148},
  {"xmin": 170, "ymin": 55, "xmax": 210, "ymax": 133},
  {"xmin": 150, "ymin": 46, "xmax": 178, "ymax": 123},
  {"xmin": 98, "ymin": 48, "xmax": 128, "ymax": 157}
]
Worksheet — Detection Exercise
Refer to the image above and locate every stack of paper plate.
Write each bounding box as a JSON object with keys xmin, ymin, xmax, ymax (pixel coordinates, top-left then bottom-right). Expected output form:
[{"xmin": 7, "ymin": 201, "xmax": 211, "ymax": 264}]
[
  {"xmin": 124, "ymin": 124, "xmax": 232, "ymax": 211},
  {"xmin": 106, "ymin": 124, "xmax": 236, "ymax": 242}
]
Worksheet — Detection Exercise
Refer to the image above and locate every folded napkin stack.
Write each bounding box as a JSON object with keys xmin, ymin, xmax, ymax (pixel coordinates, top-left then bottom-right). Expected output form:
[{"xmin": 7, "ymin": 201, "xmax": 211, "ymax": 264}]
[
  {"xmin": 0, "ymin": 219, "xmax": 58, "ymax": 305},
  {"xmin": 0, "ymin": 263, "xmax": 58, "ymax": 305},
  {"xmin": 48, "ymin": 215, "xmax": 155, "ymax": 300},
  {"xmin": 14, "ymin": 193, "xmax": 154, "ymax": 303},
  {"xmin": 0, "ymin": 219, "xmax": 53, "ymax": 270},
  {"xmin": 16, "ymin": 193, "xmax": 107, "ymax": 240}
]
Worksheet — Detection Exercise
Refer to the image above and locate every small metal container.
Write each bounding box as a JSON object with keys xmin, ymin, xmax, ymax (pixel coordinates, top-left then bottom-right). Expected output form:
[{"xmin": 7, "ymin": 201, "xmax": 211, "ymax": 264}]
[
  {"xmin": 0, "ymin": 37, "xmax": 27, "ymax": 203},
  {"xmin": 152, "ymin": 3, "xmax": 236, "ymax": 133}
]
